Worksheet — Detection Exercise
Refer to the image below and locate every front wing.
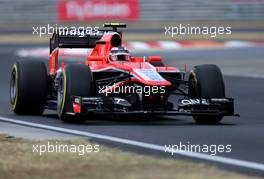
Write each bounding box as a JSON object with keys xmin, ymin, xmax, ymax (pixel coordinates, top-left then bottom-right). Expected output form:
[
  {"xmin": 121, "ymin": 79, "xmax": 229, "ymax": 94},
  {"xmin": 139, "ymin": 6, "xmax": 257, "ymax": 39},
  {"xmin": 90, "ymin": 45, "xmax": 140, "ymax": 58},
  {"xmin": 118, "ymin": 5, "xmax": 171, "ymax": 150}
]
[{"xmin": 65, "ymin": 96, "xmax": 239, "ymax": 117}]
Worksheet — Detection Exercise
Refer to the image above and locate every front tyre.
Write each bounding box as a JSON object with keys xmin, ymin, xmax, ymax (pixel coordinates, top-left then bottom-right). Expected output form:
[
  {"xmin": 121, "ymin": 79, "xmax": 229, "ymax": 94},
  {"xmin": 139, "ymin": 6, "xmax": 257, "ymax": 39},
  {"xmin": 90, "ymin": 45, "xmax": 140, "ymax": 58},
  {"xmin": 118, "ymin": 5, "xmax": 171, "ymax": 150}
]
[
  {"xmin": 189, "ymin": 64, "xmax": 225, "ymax": 124},
  {"xmin": 57, "ymin": 64, "xmax": 93, "ymax": 123},
  {"xmin": 10, "ymin": 60, "xmax": 47, "ymax": 115}
]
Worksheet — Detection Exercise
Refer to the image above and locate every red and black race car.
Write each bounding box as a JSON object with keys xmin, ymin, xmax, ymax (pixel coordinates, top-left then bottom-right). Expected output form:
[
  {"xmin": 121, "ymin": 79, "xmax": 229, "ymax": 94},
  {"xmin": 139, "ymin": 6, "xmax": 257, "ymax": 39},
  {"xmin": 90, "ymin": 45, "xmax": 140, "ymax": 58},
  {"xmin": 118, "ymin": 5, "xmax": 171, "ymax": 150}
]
[{"xmin": 10, "ymin": 23, "xmax": 238, "ymax": 123}]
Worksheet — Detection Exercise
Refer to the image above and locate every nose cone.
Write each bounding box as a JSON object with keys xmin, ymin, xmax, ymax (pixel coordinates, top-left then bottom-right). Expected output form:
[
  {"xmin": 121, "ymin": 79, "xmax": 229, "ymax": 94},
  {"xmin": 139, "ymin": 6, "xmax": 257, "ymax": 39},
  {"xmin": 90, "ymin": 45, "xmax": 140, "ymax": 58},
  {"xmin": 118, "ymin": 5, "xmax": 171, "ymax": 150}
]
[{"xmin": 132, "ymin": 68, "xmax": 171, "ymax": 86}]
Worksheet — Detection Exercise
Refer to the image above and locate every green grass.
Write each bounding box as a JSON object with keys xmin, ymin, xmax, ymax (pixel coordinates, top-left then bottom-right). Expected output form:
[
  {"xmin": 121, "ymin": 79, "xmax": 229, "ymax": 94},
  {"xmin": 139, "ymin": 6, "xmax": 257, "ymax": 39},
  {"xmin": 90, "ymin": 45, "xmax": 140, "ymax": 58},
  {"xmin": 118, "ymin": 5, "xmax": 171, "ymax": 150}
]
[{"xmin": 0, "ymin": 134, "xmax": 261, "ymax": 179}]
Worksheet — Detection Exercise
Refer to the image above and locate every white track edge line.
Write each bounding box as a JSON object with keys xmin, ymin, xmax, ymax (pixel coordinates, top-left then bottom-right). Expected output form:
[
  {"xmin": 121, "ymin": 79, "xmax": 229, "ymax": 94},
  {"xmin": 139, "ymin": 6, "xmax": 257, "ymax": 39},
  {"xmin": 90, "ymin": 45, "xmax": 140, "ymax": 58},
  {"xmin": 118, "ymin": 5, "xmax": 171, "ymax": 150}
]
[{"xmin": 0, "ymin": 116, "xmax": 264, "ymax": 171}]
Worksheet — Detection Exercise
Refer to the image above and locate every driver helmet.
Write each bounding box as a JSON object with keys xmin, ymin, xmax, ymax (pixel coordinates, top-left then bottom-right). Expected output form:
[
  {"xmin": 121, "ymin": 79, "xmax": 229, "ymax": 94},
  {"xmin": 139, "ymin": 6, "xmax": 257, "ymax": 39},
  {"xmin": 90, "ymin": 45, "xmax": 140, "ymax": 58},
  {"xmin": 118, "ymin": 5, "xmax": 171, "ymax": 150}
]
[{"xmin": 109, "ymin": 46, "xmax": 130, "ymax": 61}]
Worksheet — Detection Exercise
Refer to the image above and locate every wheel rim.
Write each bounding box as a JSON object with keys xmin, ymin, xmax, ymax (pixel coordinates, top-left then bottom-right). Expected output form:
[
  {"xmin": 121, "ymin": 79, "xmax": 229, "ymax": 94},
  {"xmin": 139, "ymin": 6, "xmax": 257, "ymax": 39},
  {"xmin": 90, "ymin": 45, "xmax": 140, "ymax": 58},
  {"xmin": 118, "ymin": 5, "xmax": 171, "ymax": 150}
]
[{"xmin": 10, "ymin": 69, "xmax": 17, "ymax": 105}]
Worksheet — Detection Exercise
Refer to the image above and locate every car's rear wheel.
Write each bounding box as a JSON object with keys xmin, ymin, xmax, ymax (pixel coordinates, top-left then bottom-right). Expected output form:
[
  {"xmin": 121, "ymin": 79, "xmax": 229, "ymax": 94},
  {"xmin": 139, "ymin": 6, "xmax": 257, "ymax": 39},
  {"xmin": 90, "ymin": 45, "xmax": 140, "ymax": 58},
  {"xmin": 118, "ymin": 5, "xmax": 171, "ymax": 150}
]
[
  {"xmin": 57, "ymin": 64, "xmax": 93, "ymax": 123},
  {"xmin": 189, "ymin": 64, "xmax": 225, "ymax": 124},
  {"xmin": 10, "ymin": 60, "xmax": 47, "ymax": 115}
]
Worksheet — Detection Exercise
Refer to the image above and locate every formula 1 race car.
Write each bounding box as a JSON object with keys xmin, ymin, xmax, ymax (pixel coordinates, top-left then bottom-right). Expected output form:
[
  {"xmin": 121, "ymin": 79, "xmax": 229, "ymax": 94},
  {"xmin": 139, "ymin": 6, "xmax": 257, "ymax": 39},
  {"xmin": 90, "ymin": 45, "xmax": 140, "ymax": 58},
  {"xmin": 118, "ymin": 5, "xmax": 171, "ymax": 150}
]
[{"xmin": 10, "ymin": 23, "xmax": 238, "ymax": 123}]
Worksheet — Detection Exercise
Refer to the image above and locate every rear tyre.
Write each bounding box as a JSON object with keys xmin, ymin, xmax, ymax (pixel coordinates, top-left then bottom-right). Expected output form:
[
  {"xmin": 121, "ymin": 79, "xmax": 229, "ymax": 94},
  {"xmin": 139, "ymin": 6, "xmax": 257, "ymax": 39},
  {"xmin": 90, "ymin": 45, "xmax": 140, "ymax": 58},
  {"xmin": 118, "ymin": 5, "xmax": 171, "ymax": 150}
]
[
  {"xmin": 189, "ymin": 64, "xmax": 225, "ymax": 124},
  {"xmin": 10, "ymin": 60, "xmax": 47, "ymax": 115},
  {"xmin": 57, "ymin": 64, "xmax": 93, "ymax": 123}
]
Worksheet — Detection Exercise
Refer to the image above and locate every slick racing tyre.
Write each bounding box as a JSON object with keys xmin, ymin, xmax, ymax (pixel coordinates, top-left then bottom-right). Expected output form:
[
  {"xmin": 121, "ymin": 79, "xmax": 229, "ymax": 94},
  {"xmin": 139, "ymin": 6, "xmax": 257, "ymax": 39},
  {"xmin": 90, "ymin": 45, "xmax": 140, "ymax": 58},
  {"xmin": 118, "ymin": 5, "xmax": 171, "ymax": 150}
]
[
  {"xmin": 189, "ymin": 64, "xmax": 225, "ymax": 124},
  {"xmin": 57, "ymin": 64, "xmax": 93, "ymax": 123},
  {"xmin": 10, "ymin": 60, "xmax": 47, "ymax": 115}
]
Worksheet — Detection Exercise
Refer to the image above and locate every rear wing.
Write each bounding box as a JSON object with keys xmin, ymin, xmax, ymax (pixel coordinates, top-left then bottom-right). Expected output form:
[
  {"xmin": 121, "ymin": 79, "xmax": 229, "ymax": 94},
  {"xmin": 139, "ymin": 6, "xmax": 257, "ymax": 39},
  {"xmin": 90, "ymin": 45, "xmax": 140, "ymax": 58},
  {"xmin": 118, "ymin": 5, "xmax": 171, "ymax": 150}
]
[
  {"xmin": 49, "ymin": 32, "xmax": 103, "ymax": 54},
  {"xmin": 50, "ymin": 23, "xmax": 127, "ymax": 54}
]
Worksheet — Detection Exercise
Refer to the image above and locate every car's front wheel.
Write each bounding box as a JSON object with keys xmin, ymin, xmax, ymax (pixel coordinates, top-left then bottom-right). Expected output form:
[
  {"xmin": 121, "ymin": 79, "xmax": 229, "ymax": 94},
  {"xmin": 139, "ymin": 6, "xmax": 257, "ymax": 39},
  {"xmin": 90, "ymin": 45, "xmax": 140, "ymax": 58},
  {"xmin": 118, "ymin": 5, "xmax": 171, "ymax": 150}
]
[
  {"xmin": 57, "ymin": 64, "xmax": 93, "ymax": 123},
  {"xmin": 189, "ymin": 64, "xmax": 225, "ymax": 124}
]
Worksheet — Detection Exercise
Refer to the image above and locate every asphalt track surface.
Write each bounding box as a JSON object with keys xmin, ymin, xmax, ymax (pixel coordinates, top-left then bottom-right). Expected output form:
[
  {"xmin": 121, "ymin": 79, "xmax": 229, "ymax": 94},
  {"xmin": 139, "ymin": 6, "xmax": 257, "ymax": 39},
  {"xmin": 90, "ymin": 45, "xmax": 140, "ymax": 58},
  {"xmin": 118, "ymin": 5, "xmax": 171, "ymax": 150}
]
[{"xmin": 0, "ymin": 45, "xmax": 264, "ymax": 175}]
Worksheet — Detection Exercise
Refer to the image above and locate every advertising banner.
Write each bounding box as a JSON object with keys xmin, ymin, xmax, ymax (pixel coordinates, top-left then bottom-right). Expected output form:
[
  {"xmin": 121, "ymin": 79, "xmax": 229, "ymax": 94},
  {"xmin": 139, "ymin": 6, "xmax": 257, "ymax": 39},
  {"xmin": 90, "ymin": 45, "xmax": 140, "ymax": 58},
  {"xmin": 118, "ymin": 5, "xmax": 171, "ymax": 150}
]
[{"xmin": 58, "ymin": 0, "xmax": 139, "ymax": 21}]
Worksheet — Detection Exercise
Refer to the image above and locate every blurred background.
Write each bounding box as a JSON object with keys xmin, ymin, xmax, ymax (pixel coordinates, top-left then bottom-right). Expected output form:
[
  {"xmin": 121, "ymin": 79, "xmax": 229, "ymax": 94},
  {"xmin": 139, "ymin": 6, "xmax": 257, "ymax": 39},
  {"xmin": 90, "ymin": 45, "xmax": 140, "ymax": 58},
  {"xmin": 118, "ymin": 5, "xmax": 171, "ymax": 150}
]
[{"xmin": 0, "ymin": 0, "xmax": 264, "ymax": 42}]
